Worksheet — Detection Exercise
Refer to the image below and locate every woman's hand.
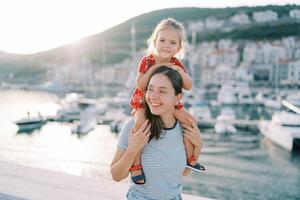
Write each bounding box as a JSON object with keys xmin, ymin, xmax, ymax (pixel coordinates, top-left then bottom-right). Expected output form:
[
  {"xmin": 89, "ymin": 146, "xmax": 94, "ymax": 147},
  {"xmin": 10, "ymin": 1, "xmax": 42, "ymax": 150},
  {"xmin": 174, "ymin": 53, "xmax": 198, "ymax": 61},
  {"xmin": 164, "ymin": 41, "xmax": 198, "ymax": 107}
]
[
  {"xmin": 182, "ymin": 118, "xmax": 202, "ymax": 150},
  {"xmin": 127, "ymin": 120, "xmax": 151, "ymax": 154}
]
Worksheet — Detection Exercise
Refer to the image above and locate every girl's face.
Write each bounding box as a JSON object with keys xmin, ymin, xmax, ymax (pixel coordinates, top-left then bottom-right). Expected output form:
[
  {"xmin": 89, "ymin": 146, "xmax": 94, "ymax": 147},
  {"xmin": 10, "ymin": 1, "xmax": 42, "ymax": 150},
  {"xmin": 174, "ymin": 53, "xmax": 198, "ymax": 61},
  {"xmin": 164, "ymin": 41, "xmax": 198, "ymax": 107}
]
[
  {"xmin": 145, "ymin": 73, "xmax": 182, "ymax": 118},
  {"xmin": 154, "ymin": 28, "xmax": 181, "ymax": 59}
]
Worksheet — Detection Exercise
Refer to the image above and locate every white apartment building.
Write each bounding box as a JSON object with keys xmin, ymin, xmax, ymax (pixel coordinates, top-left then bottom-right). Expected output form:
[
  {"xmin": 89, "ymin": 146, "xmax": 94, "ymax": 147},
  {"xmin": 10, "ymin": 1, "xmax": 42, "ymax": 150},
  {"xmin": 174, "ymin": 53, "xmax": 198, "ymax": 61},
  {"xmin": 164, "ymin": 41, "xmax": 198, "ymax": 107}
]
[
  {"xmin": 234, "ymin": 67, "xmax": 253, "ymax": 82},
  {"xmin": 214, "ymin": 64, "xmax": 234, "ymax": 84},
  {"xmin": 201, "ymin": 68, "xmax": 214, "ymax": 85},
  {"xmin": 290, "ymin": 9, "xmax": 300, "ymax": 19},
  {"xmin": 294, "ymin": 48, "xmax": 300, "ymax": 59},
  {"xmin": 230, "ymin": 13, "xmax": 250, "ymax": 24},
  {"xmin": 202, "ymin": 48, "xmax": 239, "ymax": 68},
  {"xmin": 205, "ymin": 17, "xmax": 224, "ymax": 29},
  {"xmin": 243, "ymin": 43, "xmax": 257, "ymax": 64},
  {"xmin": 218, "ymin": 39, "xmax": 236, "ymax": 50},
  {"xmin": 253, "ymin": 10, "xmax": 278, "ymax": 23},
  {"xmin": 96, "ymin": 67, "xmax": 115, "ymax": 85},
  {"xmin": 287, "ymin": 60, "xmax": 300, "ymax": 84},
  {"xmin": 187, "ymin": 20, "xmax": 205, "ymax": 32}
]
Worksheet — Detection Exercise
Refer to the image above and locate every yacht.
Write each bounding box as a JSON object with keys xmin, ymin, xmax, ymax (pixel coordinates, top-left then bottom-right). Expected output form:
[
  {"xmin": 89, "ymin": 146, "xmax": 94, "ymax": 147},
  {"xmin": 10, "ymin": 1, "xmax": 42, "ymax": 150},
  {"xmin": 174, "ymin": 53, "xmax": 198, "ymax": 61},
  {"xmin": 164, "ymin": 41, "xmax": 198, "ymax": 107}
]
[
  {"xmin": 214, "ymin": 107, "xmax": 237, "ymax": 134},
  {"xmin": 237, "ymin": 89, "xmax": 254, "ymax": 104},
  {"xmin": 71, "ymin": 116, "xmax": 97, "ymax": 135},
  {"xmin": 259, "ymin": 111, "xmax": 300, "ymax": 151},
  {"xmin": 71, "ymin": 107, "xmax": 97, "ymax": 135},
  {"xmin": 217, "ymin": 84, "xmax": 237, "ymax": 105},
  {"xmin": 188, "ymin": 103, "xmax": 212, "ymax": 121},
  {"xmin": 234, "ymin": 82, "xmax": 254, "ymax": 104}
]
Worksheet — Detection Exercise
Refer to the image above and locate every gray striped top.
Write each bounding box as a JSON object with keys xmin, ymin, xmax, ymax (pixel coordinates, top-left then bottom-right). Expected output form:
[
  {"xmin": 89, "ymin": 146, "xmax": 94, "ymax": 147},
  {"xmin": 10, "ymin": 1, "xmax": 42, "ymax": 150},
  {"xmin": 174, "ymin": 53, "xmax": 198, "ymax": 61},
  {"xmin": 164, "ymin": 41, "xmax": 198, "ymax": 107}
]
[{"xmin": 118, "ymin": 119, "xmax": 186, "ymax": 200}]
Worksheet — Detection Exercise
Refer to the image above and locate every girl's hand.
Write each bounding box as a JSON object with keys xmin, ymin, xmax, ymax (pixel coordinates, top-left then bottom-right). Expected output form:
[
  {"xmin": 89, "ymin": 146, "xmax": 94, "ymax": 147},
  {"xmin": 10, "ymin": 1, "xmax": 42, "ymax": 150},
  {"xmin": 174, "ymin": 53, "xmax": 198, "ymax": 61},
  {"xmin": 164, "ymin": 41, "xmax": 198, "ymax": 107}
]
[
  {"xmin": 151, "ymin": 62, "xmax": 171, "ymax": 69},
  {"xmin": 166, "ymin": 64, "xmax": 182, "ymax": 72},
  {"xmin": 182, "ymin": 118, "xmax": 202, "ymax": 149},
  {"xmin": 128, "ymin": 120, "xmax": 151, "ymax": 154}
]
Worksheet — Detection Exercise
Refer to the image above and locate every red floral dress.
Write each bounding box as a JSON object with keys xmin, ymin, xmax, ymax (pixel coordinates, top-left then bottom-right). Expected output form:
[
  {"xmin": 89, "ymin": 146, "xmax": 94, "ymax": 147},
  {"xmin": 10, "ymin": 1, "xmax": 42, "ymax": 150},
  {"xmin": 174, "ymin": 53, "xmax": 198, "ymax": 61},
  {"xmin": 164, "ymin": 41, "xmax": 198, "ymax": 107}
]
[{"xmin": 129, "ymin": 54, "xmax": 186, "ymax": 111}]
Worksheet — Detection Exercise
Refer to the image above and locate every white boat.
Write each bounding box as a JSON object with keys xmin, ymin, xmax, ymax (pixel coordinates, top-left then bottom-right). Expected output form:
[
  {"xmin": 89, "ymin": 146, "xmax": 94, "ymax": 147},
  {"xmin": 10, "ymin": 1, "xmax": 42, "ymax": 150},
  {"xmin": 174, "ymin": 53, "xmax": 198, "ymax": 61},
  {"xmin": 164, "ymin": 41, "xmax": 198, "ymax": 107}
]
[
  {"xmin": 214, "ymin": 107, "xmax": 237, "ymax": 134},
  {"xmin": 264, "ymin": 99, "xmax": 281, "ymax": 110},
  {"xmin": 57, "ymin": 93, "xmax": 83, "ymax": 122},
  {"xmin": 57, "ymin": 93, "xmax": 99, "ymax": 122},
  {"xmin": 71, "ymin": 107, "xmax": 97, "ymax": 135},
  {"xmin": 259, "ymin": 111, "xmax": 300, "ymax": 151},
  {"xmin": 98, "ymin": 108, "xmax": 128, "ymax": 125},
  {"xmin": 188, "ymin": 103, "xmax": 212, "ymax": 121},
  {"xmin": 110, "ymin": 116, "xmax": 130, "ymax": 133},
  {"xmin": 234, "ymin": 82, "xmax": 254, "ymax": 104},
  {"xmin": 16, "ymin": 112, "xmax": 46, "ymax": 133},
  {"xmin": 71, "ymin": 116, "xmax": 97, "ymax": 135},
  {"xmin": 237, "ymin": 89, "xmax": 254, "ymax": 104},
  {"xmin": 217, "ymin": 84, "xmax": 237, "ymax": 105},
  {"xmin": 286, "ymin": 93, "xmax": 300, "ymax": 107},
  {"xmin": 255, "ymin": 91, "xmax": 270, "ymax": 104}
]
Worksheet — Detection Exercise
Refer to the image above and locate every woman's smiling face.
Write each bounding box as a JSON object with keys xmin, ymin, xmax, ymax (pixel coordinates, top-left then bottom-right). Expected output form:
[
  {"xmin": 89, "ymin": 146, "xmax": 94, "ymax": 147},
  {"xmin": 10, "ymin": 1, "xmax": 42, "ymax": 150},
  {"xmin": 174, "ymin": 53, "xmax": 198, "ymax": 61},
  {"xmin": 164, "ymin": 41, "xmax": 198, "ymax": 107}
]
[{"xmin": 145, "ymin": 73, "xmax": 181, "ymax": 118}]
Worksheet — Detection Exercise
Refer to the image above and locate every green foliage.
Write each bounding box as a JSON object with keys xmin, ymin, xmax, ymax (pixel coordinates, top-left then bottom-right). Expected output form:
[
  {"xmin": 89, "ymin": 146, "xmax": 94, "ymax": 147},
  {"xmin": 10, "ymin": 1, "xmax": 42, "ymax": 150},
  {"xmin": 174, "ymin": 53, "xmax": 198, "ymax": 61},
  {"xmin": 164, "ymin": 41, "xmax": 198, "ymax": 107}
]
[
  {"xmin": 195, "ymin": 21, "xmax": 300, "ymax": 42},
  {"xmin": 0, "ymin": 62, "xmax": 47, "ymax": 84}
]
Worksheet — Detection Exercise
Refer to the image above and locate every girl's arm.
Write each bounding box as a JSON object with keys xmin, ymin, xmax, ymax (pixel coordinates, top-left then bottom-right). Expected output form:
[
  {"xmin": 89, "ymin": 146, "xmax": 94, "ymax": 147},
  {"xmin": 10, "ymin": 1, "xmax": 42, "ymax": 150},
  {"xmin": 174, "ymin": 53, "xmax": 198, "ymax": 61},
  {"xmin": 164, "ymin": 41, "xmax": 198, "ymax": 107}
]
[
  {"xmin": 136, "ymin": 71, "xmax": 152, "ymax": 92},
  {"xmin": 110, "ymin": 121, "xmax": 150, "ymax": 181},
  {"xmin": 136, "ymin": 63, "xmax": 169, "ymax": 91},
  {"xmin": 168, "ymin": 65, "xmax": 192, "ymax": 90},
  {"xmin": 182, "ymin": 118, "xmax": 203, "ymax": 176}
]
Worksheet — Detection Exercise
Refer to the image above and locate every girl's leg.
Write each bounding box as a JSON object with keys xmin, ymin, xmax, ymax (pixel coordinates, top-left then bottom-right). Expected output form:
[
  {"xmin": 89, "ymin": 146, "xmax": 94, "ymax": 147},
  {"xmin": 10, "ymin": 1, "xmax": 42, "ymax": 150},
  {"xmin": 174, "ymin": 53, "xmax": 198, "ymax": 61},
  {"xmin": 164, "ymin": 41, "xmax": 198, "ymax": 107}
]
[
  {"xmin": 131, "ymin": 108, "xmax": 146, "ymax": 184},
  {"xmin": 174, "ymin": 108, "xmax": 198, "ymax": 166}
]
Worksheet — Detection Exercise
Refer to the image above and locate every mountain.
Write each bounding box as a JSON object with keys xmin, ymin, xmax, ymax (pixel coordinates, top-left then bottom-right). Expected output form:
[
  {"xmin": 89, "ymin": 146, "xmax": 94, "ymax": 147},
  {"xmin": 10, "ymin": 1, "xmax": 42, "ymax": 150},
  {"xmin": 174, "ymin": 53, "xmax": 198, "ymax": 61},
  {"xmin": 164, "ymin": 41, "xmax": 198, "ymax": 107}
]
[
  {"xmin": 33, "ymin": 4, "xmax": 300, "ymax": 65},
  {"xmin": 0, "ymin": 4, "xmax": 300, "ymax": 84}
]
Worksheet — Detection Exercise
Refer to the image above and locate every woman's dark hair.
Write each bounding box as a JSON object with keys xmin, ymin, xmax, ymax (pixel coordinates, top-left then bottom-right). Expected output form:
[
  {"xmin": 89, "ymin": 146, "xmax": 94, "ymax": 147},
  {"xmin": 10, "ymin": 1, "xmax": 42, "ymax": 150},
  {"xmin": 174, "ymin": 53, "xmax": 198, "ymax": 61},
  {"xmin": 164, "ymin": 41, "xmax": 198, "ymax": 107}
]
[{"xmin": 144, "ymin": 65, "xmax": 183, "ymax": 141}]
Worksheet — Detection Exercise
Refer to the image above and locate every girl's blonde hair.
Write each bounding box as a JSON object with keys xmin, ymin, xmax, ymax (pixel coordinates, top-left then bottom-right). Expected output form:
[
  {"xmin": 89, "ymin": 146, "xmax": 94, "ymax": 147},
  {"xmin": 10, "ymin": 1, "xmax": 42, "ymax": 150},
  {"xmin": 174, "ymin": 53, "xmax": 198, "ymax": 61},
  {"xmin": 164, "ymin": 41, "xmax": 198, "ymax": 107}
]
[{"xmin": 147, "ymin": 18, "xmax": 187, "ymax": 60}]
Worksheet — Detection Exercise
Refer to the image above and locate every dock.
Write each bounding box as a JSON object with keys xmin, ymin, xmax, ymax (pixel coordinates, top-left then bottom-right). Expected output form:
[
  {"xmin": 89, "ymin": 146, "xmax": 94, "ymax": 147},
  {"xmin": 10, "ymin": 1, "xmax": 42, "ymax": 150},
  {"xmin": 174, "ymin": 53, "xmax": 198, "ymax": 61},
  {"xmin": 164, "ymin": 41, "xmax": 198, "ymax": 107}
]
[
  {"xmin": 0, "ymin": 161, "xmax": 212, "ymax": 200},
  {"xmin": 198, "ymin": 119, "xmax": 259, "ymax": 131}
]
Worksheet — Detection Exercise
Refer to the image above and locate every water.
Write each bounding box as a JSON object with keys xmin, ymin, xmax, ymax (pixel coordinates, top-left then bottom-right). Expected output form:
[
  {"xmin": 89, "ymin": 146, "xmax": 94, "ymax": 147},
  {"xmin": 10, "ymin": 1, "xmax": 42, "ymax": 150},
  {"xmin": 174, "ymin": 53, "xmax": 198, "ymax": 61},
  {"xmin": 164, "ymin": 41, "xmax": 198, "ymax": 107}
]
[{"xmin": 0, "ymin": 89, "xmax": 300, "ymax": 200}]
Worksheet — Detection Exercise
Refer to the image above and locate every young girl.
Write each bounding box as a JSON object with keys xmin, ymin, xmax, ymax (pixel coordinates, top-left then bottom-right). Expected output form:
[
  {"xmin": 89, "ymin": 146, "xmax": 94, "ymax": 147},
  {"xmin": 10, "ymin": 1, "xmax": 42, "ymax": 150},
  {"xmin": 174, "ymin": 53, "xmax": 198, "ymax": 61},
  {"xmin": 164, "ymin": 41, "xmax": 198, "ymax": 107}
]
[{"xmin": 129, "ymin": 18, "xmax": 204, "ymax": 184}]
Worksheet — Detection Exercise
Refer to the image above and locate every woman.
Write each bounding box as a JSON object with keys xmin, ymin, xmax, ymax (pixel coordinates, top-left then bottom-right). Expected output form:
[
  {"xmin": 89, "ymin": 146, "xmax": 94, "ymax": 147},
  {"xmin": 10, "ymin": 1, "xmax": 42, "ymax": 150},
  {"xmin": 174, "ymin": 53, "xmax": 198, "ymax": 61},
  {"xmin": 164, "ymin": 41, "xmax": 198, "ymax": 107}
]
[{"xmin": 111, "ymin": 66, "xmax": 203, "ymax": 200}]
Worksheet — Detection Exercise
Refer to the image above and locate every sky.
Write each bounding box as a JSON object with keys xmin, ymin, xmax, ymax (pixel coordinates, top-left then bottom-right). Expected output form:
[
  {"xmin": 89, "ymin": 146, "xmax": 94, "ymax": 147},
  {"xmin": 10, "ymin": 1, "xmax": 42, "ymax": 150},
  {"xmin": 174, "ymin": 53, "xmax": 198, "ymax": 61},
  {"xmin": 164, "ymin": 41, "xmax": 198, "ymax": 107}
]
[{"xmin": 0, "ymin": 0, "xmax": 299, "ymax": 54}]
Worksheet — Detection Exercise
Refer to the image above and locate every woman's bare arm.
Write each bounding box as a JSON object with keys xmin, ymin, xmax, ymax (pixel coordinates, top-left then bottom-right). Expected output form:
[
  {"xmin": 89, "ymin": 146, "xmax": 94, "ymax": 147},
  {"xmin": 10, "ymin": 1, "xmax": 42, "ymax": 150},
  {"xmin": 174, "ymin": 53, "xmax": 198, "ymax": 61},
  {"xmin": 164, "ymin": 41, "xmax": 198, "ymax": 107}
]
[
  {"xmin": 110, "ymin": 121, "xmax": 151, "ymax": 181},
  {"xmin": 110, "ymin": 147, "xmax": 137, "ymax": 181}
]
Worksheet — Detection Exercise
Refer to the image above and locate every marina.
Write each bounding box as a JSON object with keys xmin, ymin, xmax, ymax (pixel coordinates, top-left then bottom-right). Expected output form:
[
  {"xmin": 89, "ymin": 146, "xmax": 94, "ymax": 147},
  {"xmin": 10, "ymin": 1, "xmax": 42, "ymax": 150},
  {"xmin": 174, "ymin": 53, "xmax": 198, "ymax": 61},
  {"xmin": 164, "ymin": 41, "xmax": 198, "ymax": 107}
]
[
  {"xmin": 0, "ymin": 3, "xmax": 300, "ymax": 200},
  {"xmin": 0, "ymin": 89, "xmax": 300, "ymax": 199}
]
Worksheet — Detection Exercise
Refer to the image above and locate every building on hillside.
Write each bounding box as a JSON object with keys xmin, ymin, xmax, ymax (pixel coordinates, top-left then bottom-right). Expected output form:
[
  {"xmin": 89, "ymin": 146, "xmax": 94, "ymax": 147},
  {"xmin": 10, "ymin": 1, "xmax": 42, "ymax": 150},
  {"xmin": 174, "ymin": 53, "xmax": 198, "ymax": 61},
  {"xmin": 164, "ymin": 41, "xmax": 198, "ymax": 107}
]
[
  {"xmin": 214, "ymin": 64, "xmax": 234, "ymax": 85},
  {"xmin": 290, "ymin": 9, "xmax": 300, "ymax": 19},
  {"xmin": 233, "ymin": 67, "xmax": 253, "ymax": 82},
  {"xmin": 230, "ymin": 13, "xmax": 250, "ymax": 24},
  {"xmin": 253, "ymin": 10, "xmax": 278, "ymax": 23},
  {"xmin": 287, "ymin": 60, "xmax": 300, "ymax": 85},
  {"xmin": 250, "ymin": 64, "xmax": 273, "ymax": 86},
  {"xmin": 243, "ymin": 42, "xmax": 257, "ymax": 64},
  {"xmin": 271, "ymin": 59, "xmax": 290, "ymax": 87},
  {"xmin": 205, "ymin": 17, "xmax": 224, "ymax": 29},
  {"xmin": 187, "ymin": 20, "xmax": 204, "ymax": 32}
]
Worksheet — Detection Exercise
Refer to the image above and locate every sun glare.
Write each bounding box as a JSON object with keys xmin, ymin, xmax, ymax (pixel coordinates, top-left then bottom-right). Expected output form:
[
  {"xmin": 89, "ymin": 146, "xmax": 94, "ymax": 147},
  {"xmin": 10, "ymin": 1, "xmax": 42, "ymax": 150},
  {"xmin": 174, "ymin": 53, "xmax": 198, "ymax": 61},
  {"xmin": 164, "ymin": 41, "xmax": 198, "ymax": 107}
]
[
  {"xmin": 0, "ymin": 0, "xmax": 134, "ymax": 54},
  {"xmin": 0, "ymin": 0, "xmax": 298, "ymax": 54}
]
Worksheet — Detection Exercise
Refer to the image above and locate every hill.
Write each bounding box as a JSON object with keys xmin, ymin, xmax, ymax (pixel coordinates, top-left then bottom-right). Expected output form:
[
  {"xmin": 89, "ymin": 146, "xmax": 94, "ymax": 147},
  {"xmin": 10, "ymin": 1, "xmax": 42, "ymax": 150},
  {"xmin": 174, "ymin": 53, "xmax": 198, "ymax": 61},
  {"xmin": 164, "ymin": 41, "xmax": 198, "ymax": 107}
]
[{"xmin": 0, "ymin": 4, "xmax": 300, "ymax": 84}]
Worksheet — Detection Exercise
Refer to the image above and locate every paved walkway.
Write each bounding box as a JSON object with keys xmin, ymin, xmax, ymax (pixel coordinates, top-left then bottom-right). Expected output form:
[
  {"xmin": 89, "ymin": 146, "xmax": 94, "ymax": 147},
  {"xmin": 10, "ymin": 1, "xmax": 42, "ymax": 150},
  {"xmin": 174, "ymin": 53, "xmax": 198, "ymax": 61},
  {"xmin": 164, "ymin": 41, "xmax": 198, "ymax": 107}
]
[{"xmin": 0, "ymin": 161, "xmax": 211, "ymax": 200}]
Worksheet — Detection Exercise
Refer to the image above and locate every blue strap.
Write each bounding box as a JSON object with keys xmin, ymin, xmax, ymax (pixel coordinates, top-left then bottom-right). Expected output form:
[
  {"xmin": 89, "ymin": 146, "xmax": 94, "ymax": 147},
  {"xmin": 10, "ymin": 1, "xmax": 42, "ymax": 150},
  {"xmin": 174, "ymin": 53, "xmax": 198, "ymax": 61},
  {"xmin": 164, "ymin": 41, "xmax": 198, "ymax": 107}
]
[{"xmin": 131, "ymin": 172, "xmax": 146, "ymax": 185}]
